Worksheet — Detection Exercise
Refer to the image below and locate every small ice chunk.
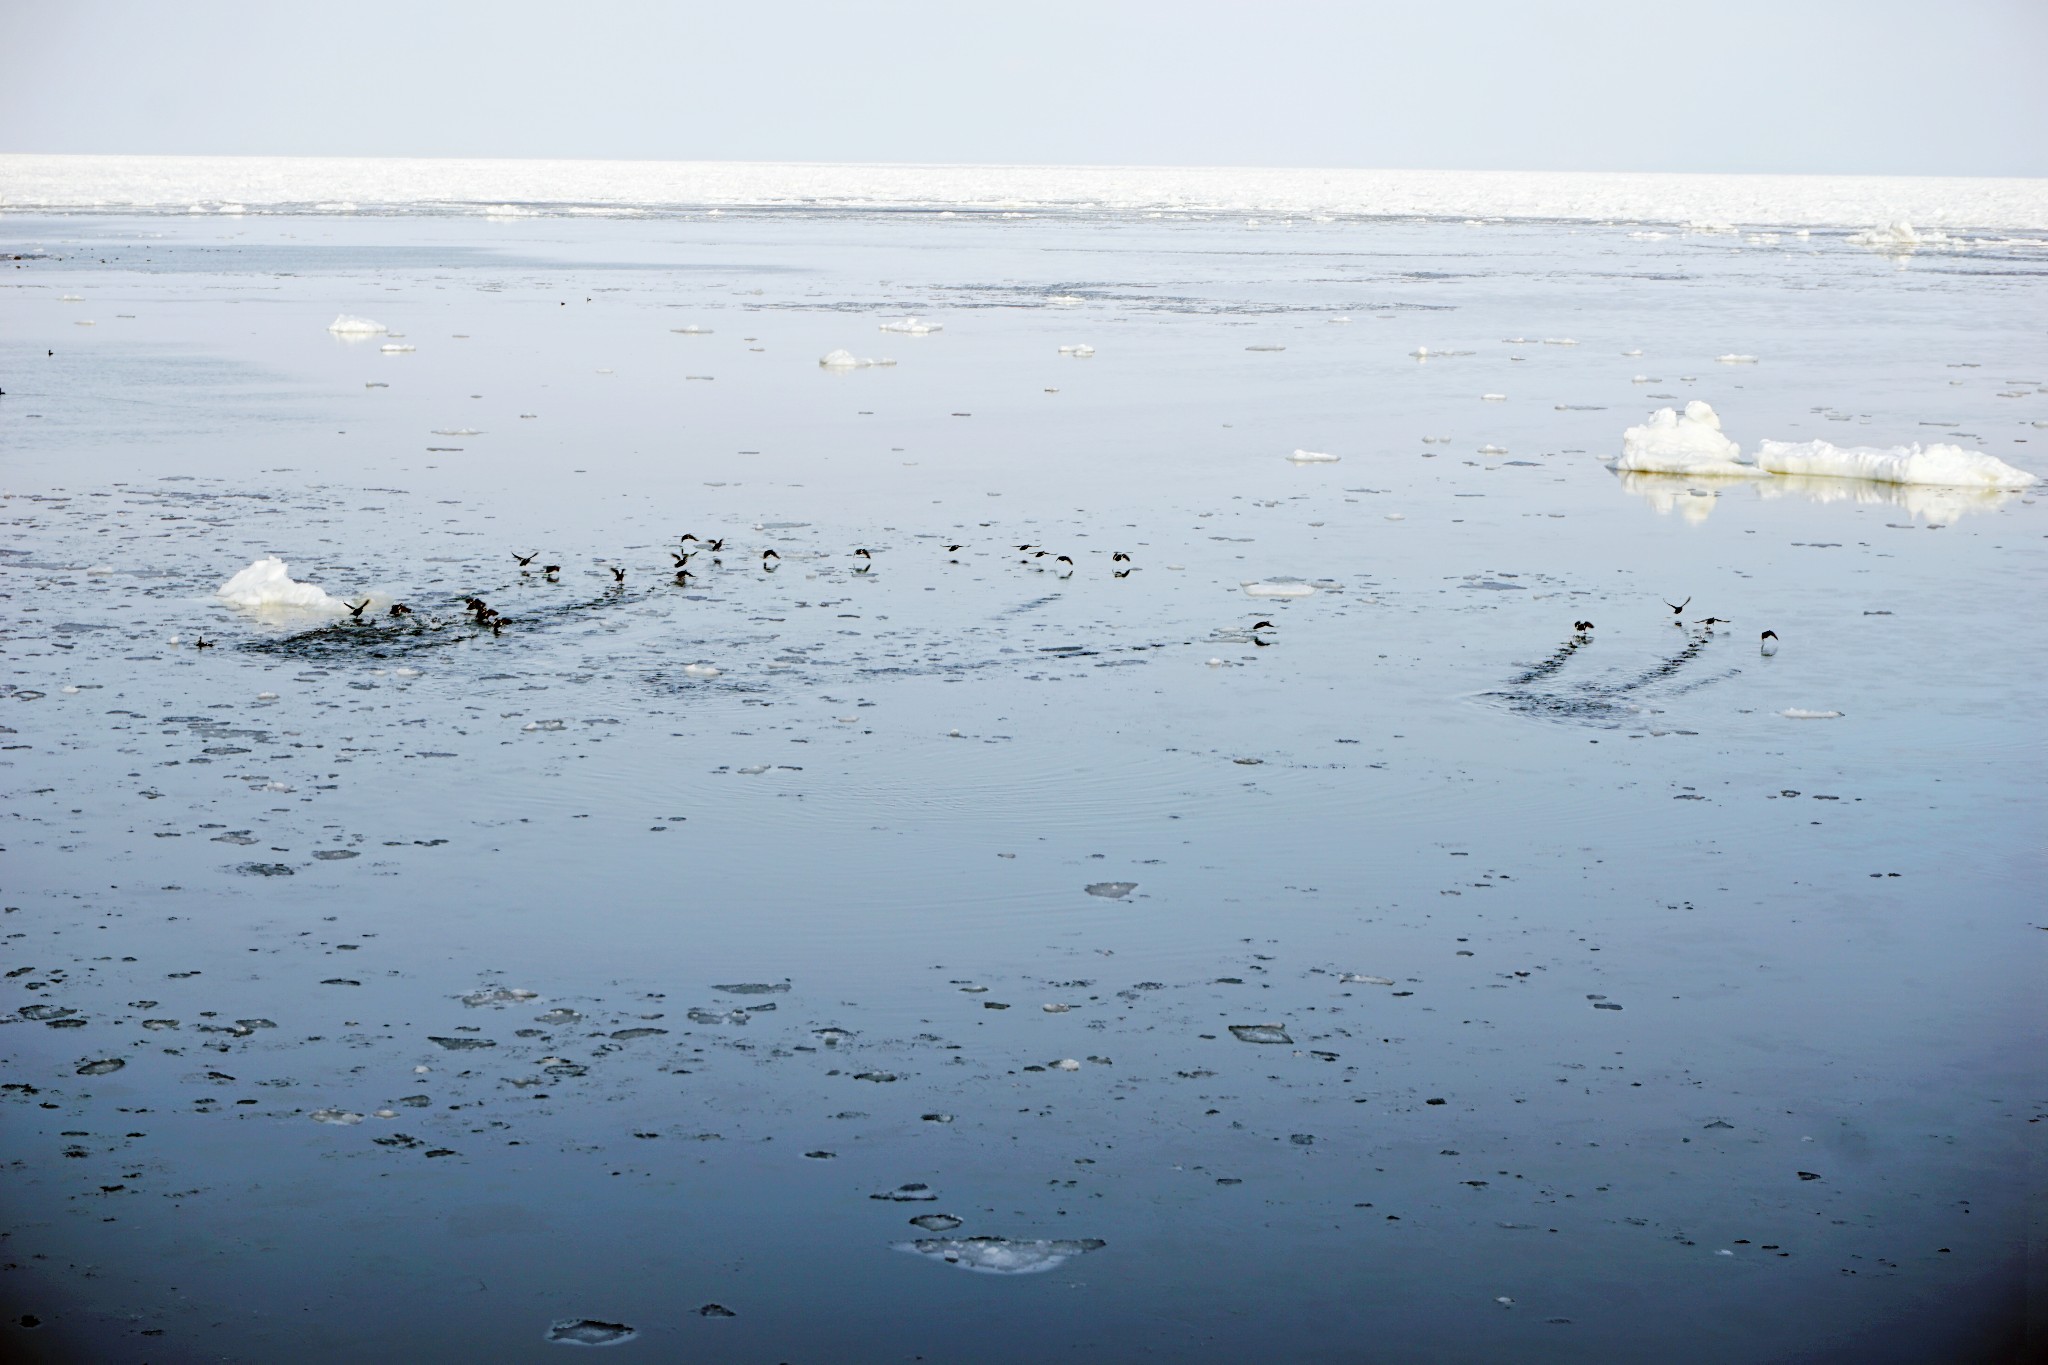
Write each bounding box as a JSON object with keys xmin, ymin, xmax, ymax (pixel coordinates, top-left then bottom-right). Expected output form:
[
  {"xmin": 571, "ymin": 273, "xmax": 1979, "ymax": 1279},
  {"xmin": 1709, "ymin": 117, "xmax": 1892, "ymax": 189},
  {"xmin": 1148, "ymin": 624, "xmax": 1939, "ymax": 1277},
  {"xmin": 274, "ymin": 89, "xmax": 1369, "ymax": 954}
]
[
  {"xmin": 1042, "ymin": 1003, "xmax": 1072, "ymax": 1013},
  {"xmin": 1057, "ymin": 344, "xmax": 1095, "ymax": 357},
  {"xmin": 85, "ymin": 564, "xmax": 114, "ymax": 575},
  {"xmin": 1481, "ymin": 393, "xmax": 1507, "ymax": 402},
  {"xmin": 1051, "ymin": 1058, "xmax": 1081, "ymax": 1071},
  {"xmin": 873, "ymin": 1183, "xmax": 939, "ymax": 1202},
  {"xmin": 1478, "ymin": 444, "xmax": 1508, "ymax": 455},
  {"xmin": 909, "ymin": 1213, "xmax": 963, "ymax": 1231},
  {"xmin": 327, "ymin": 315, "xmax": 387, "ymax": 335},
  {"xmin": 819, "ymin": 349, "xmax": 894, "ymax": 368},
  {"xmin": 545, "ymin": 1319, "xmax": 637, "ymax": 1347},
  {"xmin": 1780, "ymin": 708, "xmax": 1844, "ymax": 720},
  {"xmin": 1084, "ymin": 882, "xmax": 1137, "ymax": 899},
  {"xmin": 894, "ymin": 1236, "xmax": 1105, "ymax": 1275},
  {"xmin": 460, "ymin": 987, "xmax": 539, "ymax": 1007},
  {"xmin": 1612, "ymin": 401, "xmax": 1758, "ymax": 477},
  {"xmin": 1288, "ymin": 449, "xmax": 1340, "ymax": 463},
  {"xmin": 310, "ymin": 1108, "xmax": 363, "ymax": 1125},
  {"xmin": 1243, "ymin": 581, "xmax": 1315, "ymax": 598},
  {"xmin": 1754, "ymin": 439, "xmax": 2035, "ymax": 489},
  {"xmin": 217, "ymin": 556, "xmax": 348, "ymax": 615},
  {"xmin": 1229, "ymin": 1024, "xmax": 1293, "ymax": 1044},
  {"xmin": 682, "ymin": 663, "xmax": 722, "ymax": 678},
  {"xmin": 1339, "ymin": 974, "xmax": 1396, "ymax": 986},
  {"xmin": 878, "ymin": 316, "xmax": 941, "ymax": 334},
  {"xmin": 1715, "ymin": 354, "xmax": 1760, "ymax": 364},
  {"xmin": 379, "ymin": 343, "xmax": 416, "ymax": 353},
  {"xmin": 671, "ymin": 325, "xmax": 713, "ymax": 334}
]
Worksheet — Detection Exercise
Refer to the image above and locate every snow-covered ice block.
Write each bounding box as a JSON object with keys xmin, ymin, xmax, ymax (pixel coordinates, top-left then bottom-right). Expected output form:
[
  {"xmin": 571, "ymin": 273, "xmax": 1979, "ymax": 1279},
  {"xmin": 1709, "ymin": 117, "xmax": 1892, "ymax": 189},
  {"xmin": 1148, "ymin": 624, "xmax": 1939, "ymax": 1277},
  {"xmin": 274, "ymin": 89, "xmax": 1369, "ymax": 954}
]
[
  {"xmin": 217, "ymin": 556, "xmax": 347, "ymax": 614},
  {"xmin": 1754, "ymin": 439, "xmax": 2035, "ymax": 488},
  {"xmin": 1612, "ymin": 401, "xmax": 1758, "ymax": 477}
]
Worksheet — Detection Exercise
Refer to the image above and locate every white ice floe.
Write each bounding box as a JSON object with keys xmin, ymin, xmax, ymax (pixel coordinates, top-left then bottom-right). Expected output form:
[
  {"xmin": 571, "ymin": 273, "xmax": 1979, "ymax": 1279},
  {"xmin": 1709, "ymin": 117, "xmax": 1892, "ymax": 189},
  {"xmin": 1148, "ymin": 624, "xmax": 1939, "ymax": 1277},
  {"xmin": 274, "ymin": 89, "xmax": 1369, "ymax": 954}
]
[
  {"xmin": 1288, "ymin": 449, "xmax": 1340, "ymax": 463},
  {"xmin": 1754, "ymin": 439, "xmax": 2035, "ymax": 489},
  {"xmin": 217, "ymin": 556, "xmax": 348, "ymax": 614},
  {"xmin": 1848, "ymin": 221, "xmax": 1949, "ymax": 252},
  {"xmin": 380, "ymin": 342, "xmax": 415, "ymax": 353},
  {"xmin": 1715, "ymin": 354, "xmax": 1759, "ymax": 364},
  {"xmin": 1058, "ymin": 343, "xmax": 1095, "ymax": 357},
  {"xmin": 1243, "ymin": 581, "xmax": 1315, "ymax": 598},
  {"xmin": 670, "ymin": 325, "xmax": 713, "ymax": 334},
  {"xmin": 1780, "ymin": 708, "xmax": 1844, "ymax": 720},
  {"xmin": 326, "ymin": 314, "xmax": 387, "ymax": 335},
  {"xmin": 819, "ymin": 349, "xmax": 894, "ymax": 368},
  {"xmin": 682, "ymin": 663, "xmax": 722, "ymax": 677},
  {"xmin": 1482, "ymin": 393, "xmax": 1507, "ymax": 402},
  {"xmin": 1612, "ymin": 401, "xmax": 1759, "ymax": 477},
  {"xmin": 894, "ymin": 1236, "xmax": 1105, "ymax": 1275},
  {"xmin": 878, "ymin": 316, "xmax": 941, "ymax": 334}
]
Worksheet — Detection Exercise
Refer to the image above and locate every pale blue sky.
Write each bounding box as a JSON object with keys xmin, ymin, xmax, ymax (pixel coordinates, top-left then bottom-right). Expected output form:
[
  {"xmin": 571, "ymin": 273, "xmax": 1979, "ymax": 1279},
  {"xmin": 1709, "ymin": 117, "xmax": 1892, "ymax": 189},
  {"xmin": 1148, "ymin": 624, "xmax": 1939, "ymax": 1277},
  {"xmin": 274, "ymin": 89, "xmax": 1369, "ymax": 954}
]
[{"xmin": 3, "ymin": 0, "xmax": 2043, "ymax": 176}]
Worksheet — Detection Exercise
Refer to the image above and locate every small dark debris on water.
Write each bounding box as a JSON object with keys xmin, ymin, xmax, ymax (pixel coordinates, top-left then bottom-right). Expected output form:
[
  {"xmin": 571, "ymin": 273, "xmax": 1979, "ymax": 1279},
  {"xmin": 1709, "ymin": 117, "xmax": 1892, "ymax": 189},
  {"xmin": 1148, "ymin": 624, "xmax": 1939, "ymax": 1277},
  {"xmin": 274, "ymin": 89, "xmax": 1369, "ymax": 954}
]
[{"xmin": 698, "ymin": 1304, "xmax": 737, "ymax": 1318}]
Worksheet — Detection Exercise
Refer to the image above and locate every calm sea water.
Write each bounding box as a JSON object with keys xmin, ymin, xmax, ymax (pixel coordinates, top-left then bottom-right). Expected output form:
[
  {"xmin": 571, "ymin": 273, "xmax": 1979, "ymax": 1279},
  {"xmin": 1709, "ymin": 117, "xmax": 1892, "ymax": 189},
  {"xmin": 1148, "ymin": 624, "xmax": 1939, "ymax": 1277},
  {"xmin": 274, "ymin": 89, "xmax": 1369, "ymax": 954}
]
[{"xmin": 2, "ymin": 205, "xmax": 2043, "ymax": 1363}]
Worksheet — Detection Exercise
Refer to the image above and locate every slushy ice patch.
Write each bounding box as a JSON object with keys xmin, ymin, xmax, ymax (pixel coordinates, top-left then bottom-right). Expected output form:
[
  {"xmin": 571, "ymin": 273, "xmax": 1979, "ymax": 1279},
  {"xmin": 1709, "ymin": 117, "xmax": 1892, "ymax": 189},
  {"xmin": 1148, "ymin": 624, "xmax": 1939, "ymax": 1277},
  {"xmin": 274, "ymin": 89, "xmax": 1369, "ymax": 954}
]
[{"xmin": 894, "ymin": 1236, "xmax": 1106, "ymax": 1275}]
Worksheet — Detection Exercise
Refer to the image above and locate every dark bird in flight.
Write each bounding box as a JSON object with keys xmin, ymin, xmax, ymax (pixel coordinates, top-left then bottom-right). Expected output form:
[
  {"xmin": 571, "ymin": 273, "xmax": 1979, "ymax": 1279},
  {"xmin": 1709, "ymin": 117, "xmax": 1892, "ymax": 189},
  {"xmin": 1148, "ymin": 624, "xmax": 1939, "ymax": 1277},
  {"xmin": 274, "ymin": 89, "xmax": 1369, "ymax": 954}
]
[
  {"xmin": 1112, "ymin": 551, "xmax": 1131, "ymax": 563},
  {"xmin": 706, "ymin": 538, "xmax": 725, "ymax": 552},
  {"xmin": 345, "ymin": 599, "xmax": 371, "ymax": 619},
  {"xmin": 514, "ymin": 551, "xmax": 538, "ymax": 567},
  {"xmin": 610, "ymin": 566, "xmax": 627, "ymax": 583},
  {"xmin": 1251, "ymin": 620, "xmax": 1275, "ymax": 631},
  {"xmin": 1664, "ymin": 596, "xmax": 1690, "ymax": 615}
]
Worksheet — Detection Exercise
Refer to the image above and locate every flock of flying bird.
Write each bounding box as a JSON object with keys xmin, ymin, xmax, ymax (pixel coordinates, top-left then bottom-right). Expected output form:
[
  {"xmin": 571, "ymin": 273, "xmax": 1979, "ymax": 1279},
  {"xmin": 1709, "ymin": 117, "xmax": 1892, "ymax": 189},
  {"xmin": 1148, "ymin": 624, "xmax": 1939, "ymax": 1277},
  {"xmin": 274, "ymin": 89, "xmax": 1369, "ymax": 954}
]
[{"xmin": 187, "ymin": 533, "xmax": 1779, "ymax": 657}]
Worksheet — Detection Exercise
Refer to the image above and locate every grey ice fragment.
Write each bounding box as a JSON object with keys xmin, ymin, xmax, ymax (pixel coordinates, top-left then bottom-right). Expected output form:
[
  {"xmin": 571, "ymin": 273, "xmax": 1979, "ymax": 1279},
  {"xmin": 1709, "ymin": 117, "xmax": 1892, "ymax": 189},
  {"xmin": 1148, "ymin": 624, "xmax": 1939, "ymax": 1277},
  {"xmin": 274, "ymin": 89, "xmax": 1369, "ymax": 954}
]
[
  {"xmin": 545, "ymin": 1319, "xmax": 637, "ymax": 1346},
  {"xmin": 75, "ymin": 1058, "xmax": 125, "ymax": 1076},
  {"xmin": 535, "ymin": 1009, "xmax": 582, "ymax": 1025},
  {"xmin": 713, "ymin": 981, "xmax": 789, "ymax": 995},
  {"xmin": 609, "ymin": 1028, "xmax": 668, "ymax": 1041},
  {"xmin": 909, "ymin": 1213, "xmax": 963, "ymax": 1231},
  {"xmin": 460, "ymin": 987, "xmax": 539, "ymax": 1007},
  {"xmin": 1229, "ymin": 1024, "xmax": 1292, "ymax": 1044},
  {"xmin": 1084, "ymin": 882, "xmax": 1138, "ymax": 898},
  {"xmin": 427, "ymin": 1036, "xmax": 497, "ymax": 1050},
  {"xmin": 894, "ymin": 1236, "xmax": 1105, "ymax": 1275},
  {"xmin": 872, "ymin": 1183, "xmax": 938, "ymax": 1201}
]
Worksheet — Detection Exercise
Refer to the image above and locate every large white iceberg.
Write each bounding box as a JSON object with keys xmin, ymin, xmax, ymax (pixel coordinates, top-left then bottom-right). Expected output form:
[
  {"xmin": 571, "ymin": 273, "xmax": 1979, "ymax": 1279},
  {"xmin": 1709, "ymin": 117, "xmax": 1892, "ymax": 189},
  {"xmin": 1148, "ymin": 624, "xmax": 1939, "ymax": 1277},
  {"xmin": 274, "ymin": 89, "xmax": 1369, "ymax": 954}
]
[
  {"xmin": 1755, "ymin": 439, "xmax": 2035, "ymax": 489},
  {"xmin": 1612, "ymin": 401, "xmax": 1758, "ymax": 477},
  {"xmin": 217, "ymin": 556, "xmax": 347, "ymax": 614}
]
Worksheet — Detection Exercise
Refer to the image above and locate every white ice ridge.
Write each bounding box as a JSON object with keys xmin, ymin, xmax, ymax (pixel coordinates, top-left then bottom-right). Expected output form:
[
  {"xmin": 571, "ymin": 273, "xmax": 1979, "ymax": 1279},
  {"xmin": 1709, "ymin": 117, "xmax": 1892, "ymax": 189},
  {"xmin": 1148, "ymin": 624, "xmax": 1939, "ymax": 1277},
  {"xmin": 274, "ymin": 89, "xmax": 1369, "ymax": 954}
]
[
  {"xmin": 1612, "ymin": 401, "xmax": 1759, "ymax": 477},
  {"xmin": 877, "ymin": 316, "xmax": 940, "ymax": 334},
  {"xmin": 326, "ymin": 314, "xmax": 387, "ymax": 335},
  {"xmin": 9, "ymin": 156, "xmax": 2047, "ymax": 231},
  {"xmin": 217, "ymin": 556, "xmax": 348, "ymax": 614},
  {"xmin": 1754, "ymin": 439, "xmax": 2036, "ymax": 489}
]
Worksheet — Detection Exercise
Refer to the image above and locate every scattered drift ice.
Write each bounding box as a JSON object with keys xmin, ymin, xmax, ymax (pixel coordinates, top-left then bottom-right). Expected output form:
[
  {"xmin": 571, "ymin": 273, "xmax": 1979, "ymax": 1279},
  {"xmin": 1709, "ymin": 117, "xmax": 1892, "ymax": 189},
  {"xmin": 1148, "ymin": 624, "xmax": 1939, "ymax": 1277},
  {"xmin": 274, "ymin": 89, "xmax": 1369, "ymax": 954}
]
[
  {"xmin": 217, "ymin": 556, "xmax": 348, "ymax": 615},
  {"xmin": 1755, "ymin": 440, "xmax": 2036, "ymax": 489}
]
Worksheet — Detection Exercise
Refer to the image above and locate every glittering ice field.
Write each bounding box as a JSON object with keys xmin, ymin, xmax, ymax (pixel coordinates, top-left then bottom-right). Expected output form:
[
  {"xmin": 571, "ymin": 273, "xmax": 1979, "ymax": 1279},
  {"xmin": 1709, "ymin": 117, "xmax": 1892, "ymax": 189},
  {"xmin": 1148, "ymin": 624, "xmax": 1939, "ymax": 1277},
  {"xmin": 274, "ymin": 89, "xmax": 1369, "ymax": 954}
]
[{"xmin": 2, "ymin": 161, "xmax": 2044, "ymax": 1363}]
